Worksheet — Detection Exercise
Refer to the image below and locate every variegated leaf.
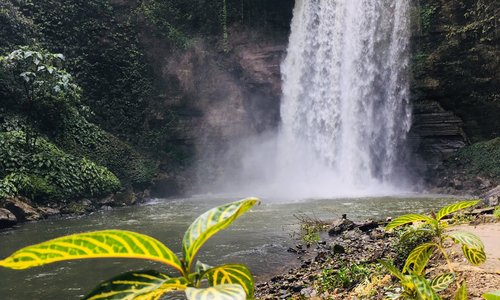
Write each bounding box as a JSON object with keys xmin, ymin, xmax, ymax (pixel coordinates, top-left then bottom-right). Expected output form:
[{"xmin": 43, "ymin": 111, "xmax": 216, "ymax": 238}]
[
  {"xmin": 379, "ymin": 260, "xmax": 404, "ymax": 281},
  {"xmin": 386, "ymin": 214, "xmax": 436, "ymax": 231},
  {"xmin": 482, "ymin": 290, "xmax": 500, "ymax": 300},
  {"xmin": 84, "ymin": 270, "xmax": 187, "ymax": 300},
  {"xmin": 203, "ymin": 264, "xmax": 254, "ymax": 299},
  {"xmin": 182, "ymin": 198, "xmax": 259, "ymax": 269},
  {"xmin": 430, "ymin": 273, "xmax": 455, "ymax": 292},
  {"xmin": 403, "ymin": 243, "xmax": 436, "ymax": 275},
  {"xmin": 455, "ymin": 281, "xmax": 468, "ymax": 300},
  {"xmin": 462, "ymin": 245, "xmax": 486, "ymax": 265},
  {"xmin": 436, "ymin": 200, "xmax": 480, "ymax": 221},
  {"xmin": 186, "ymin": 284, "xmax": 246, "ymax": 300},
  {"xmin": 399, "ymin": 227, "xmax": 434, "ymax": 245},
  {"xmin": 0, "ymin": 230, "xmax": 183, "ymax": 272},
  {"xmin": 449, "ymin": 231, "xmax": 484, "ymax": 250},
  {"xmin": 410, "ymin": 274, "xmax": 442, "ymax": 300},
  {"xmin": 195, "ymin": 261, "xmax": 213, "ymax": 273}
]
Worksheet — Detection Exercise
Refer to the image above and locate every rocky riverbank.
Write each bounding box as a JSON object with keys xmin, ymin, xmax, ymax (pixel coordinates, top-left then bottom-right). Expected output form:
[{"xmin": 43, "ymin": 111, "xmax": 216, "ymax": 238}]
[
  {"xmin": 0, "ymin": 189, "xmax": 147, "ymax": 230},
  {"xmin": 255, "ymin": 202, "xmax": 500, "ymax": 299}
]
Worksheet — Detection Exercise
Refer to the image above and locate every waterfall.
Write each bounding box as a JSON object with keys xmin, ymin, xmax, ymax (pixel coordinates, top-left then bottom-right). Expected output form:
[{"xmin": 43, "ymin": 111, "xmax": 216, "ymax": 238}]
[
  {"xmin": 272, "ymin": 0, "xmax": 412, "ymax": 197},
  {"xmin": 221, "ymin": 0, "xmax": 413, "ymax": 198}
]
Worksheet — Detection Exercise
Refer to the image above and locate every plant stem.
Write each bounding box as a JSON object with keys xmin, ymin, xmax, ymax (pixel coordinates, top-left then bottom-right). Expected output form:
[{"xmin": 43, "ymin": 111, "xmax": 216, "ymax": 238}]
[{"xmin": 436, "ymin": 240, "xmax": 460, "ymax": 289}]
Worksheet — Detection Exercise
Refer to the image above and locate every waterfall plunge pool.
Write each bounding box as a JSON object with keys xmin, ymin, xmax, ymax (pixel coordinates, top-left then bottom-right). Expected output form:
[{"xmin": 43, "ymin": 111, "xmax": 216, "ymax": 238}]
[{"xmin": 0, "ymin": 195, "xmax": 461, "ymax": 299}]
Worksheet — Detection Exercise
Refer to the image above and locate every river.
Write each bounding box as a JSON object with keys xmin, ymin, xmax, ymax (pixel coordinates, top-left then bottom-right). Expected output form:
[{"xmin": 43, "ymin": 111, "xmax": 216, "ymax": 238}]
[{"xmin": 0, "ymin": 195, "xmax": 459, "ymax": 299}]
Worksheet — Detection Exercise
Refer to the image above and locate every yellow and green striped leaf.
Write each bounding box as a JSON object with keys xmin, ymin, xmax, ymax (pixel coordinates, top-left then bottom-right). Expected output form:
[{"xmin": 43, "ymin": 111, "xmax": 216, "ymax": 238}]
[
  {"xmin": 182, "ymin": 198, "xmax": 259, "ymax": 269},
  {"xmin": 430, "ymin": 273, "xmax": 455, "ymax": 292},
  {"xmin": 185, "ymin": 284, "xmax": 246, "ymax": 300},
  {"xmin": 84, "ymin": 270, "xmax": 187, "ymax": 300},
  {"xmin": 455, "ymin": 281, "xmax": 468, "ymax": 300},
  {"xmin": 386, "ymin": 214, "xmax": 436, "ymax": 231},
  {"xmin": 0, "ymin": 230, "xmax": 183, "ymax": 272},
  {"xmin": 482, "ymin": 290, "xmax": 500, "ymax": 300},
  {"xmin": 461, "ymin": 245, "xmax": 486, "ymax": 265},
  {"xmin": 436, "ymin": 200, "xmax": 480, "ymax": 221},
  {"xmin": 203, "ymin": 264, "xmax": 254, "ymax": 299},
  {"xmin": 410, "ymin": 274, "xmax": 441, "ymax": 300},
  {"xmin": 403, "ymin": 242, "xmax": 437, "ymax": 275},
  {"xmin": 449, "ymin": 231, "xmax": 484, "ymax": 250},
  {"xmin": 379, "ymin": 260, "xmax": 404, "ymax": 281}
]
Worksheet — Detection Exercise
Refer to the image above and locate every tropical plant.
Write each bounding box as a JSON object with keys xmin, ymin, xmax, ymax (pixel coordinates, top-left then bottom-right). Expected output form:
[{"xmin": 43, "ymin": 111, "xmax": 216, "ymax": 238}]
[
  {"xmin": 482, "ymin": 290, "xmax": 500, "ymax": 300},
  {"xmin": 0, "ymin": 198, "xmax": 259, "ymax": 299},
  {"xmin": 382, "ymin": 200, "xmax": 485, "ymax": 299},
  {"xmin": 0, "ymin": 46, "xmax": 83, "ymax": 147}
]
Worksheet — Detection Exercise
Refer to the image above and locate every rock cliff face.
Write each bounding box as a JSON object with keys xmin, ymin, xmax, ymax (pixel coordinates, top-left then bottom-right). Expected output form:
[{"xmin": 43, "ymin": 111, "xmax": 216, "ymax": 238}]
[
  {"xmin": 140, "ymin": 27, "xmax": 286, "ymax": 191},
  {"xmin": 409, "ymin": 0, "xmax": 498, "ymax": 184},
  {"xmin": 408, "ymin": 100, "xmax": 468, "ymax": 176}
]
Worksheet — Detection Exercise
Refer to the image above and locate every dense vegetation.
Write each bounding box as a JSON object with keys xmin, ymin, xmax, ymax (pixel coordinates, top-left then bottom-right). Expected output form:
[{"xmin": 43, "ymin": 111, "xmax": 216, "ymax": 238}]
[{"xmin": 413, "ymin": 0, "xmax": 499, "ymax": 141}]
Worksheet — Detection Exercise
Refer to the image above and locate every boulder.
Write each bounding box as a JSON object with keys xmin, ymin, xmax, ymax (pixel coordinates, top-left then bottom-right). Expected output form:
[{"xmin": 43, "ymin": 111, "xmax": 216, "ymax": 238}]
[
  {"xmin": 482, "ymin": 185, "xmax": 500, "ymax": 206},
  {"xmin": 328, "ymin": 214, "xmax": 355, "ymax": 236},
  {"xmin": 37, "ymin": 206, "xmax": 61, "ymax": 218},
  {"xmin": 3, "ymin": 197, "xmax": 42, "ymax": 222},
  {"xmin": 113, "ymin": 189, "xmax": 136, "ymax": 206},
  {"xmin": 0, "ymin": 208, "xmax": 17, "ymax": 229}
]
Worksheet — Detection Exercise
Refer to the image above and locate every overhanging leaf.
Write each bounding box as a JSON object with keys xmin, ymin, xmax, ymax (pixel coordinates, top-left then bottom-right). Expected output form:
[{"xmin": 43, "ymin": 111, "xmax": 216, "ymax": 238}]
[
  {"xmin": 0, "ymin": 230, "xmax": 183, "ymax": 272},
  {"xmin": 461, "ymin": 245, "xmax": 486, "ymax": 265},
  {"xmin": 203, "ymin": 264, "xmax": 254, "ymax": 299},
  {"xmin": 84, "ymin": 270, "xmax": 187, "ymax": 300},
  {"xmin": 186, "ymin": 284, "xmax": 246, "ymax": 300},
  {"xmin": 379, "ymin": 260, "xmax": 404, "ymax": 281},
  {"xmin": 410, "ymin": 274, "xmax": 441, "ymax": 300},
  {"xmin": 482, "ymin": 290, "xmax": 500, "ymax": 300},
  {"xmin": 182, "ymin": 198, "xmax": 259, "ymax": 269},
  {"xmin": 430, "ymin": 273, "xmax": 455, "ymax": 292},
  {"xmin": 436, "ymin": 200, "xmax": 480, "ymax": 221},
  {"xmin": 386, "ymin": 214, "xmax": 436, "ymax": 231},
  {"xmin": 449, "ymin": 231, "xmax": 484, "ymax": 250},
  {"xmin": 403, "ymin": 243, "xmax": 437, "ymax": 275},
  {"xmin": 455, "ymin": 281, "xmax": 467, "ymax": 300}
]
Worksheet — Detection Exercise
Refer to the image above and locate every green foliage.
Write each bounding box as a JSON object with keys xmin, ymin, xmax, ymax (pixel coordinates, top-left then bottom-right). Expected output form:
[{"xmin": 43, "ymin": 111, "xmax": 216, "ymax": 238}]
[
  {"xmin": 55, "ymin": 116, "xmax": 157, "ymax": 189},
  {"xmin": 317, "ymin": 263, "xmax": 371, "ymax": 292},
  {"xmin": 393, "ymin": 225, "xmax": 435, "ymax": 268},
  {"xmin": 0, "ymin": 1, "xmax": 38, "ymax": 53},
  {"xmin": 0, "ymin": 131, "xmax": 120, "ymax": 202},
  {"xmin": 419, "ymin": 4, "xmax": 437, "ymax": 31},
  {"xmin": 494, "ymin": 207, "xmax": 500, "ymax": 220},
  {"xmin": 449, "ymin": 138, "xmax": 500, "ymax": 179},
  {"xmin": 0, "ymin": 198, "xmax": 259, "ymax": 299},
  {"xmin": 383, "ymin": 200, "xmax": 486, "ymax": 299},
  {"xmin": 482, "ymin": 290, "xmax": 500, "ymax": 300},
  {"xmin": 0, "ymin": 47, "xmax": 84, "ymax": 146},
  {"xmin": 294, "ymin": 214, "xmax": 329, "ymax": 246}
]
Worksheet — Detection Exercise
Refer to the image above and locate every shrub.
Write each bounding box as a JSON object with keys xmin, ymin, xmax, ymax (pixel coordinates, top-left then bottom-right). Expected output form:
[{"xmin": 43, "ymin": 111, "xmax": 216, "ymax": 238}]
[
  {"xmin": 0, "ymin": 131, "xmax": 120, "ymax": 202},
  {"xmin": 382, "ymin": 200, "xmax": 485, "ymax": 299}
]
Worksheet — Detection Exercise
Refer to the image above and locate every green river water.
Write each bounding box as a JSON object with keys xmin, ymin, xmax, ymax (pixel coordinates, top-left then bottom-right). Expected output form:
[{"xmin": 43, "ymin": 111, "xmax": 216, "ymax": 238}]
[{"xmin": 0, "ymin": 195, "xmax": 460, "ymax": 299}]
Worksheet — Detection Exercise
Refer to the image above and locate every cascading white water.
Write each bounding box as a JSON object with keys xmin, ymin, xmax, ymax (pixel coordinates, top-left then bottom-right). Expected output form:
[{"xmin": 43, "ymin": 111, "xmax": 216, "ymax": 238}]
[
  {"xmin": 217, "ymin": 0, "xmax": 413, "ymax": 198},
  {"xmin": 271, "ymin": 0, "xmax": 412, "ymax": 197}
]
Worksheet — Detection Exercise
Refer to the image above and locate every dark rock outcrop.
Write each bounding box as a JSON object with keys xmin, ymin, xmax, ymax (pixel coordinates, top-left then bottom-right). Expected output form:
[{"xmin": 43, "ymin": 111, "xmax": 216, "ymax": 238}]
[
  {"xmin": 409, "ymin": 100, "xmax": 468, "ymax": 175},
  {"xmin": 2, "ymin": 197, "xmax": 42, "ymax": 222},
  {"xmin": 0, "ymin": 208, "xmax": 17, "ymax": 229}
]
